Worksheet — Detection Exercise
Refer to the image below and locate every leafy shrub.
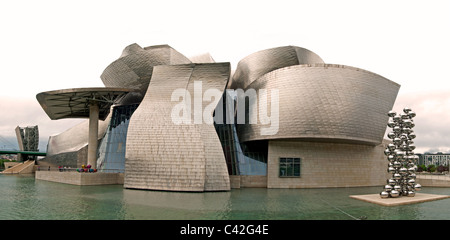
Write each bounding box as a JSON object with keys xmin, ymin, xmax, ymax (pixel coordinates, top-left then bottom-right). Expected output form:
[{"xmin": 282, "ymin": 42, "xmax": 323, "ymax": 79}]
[
  {"xmin": 416, "ymin": 165, "xmax": 423, "ymax": 172},
  {"xmin": 0, "ymin": 159, "xmax": 16, "ymax": 169},
  {"xmin": 417, "ymin": 165, "xmax": 427, "ymax": 172},
  {"xmin": 427, "ymin": 164, "xmax": 436, "ymax": 172}
]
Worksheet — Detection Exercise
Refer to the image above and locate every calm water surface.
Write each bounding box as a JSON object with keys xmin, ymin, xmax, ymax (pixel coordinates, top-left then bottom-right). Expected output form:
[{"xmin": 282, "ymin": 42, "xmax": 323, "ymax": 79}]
[{"xmin": 1, "ymin": 174, "xmax": 450, "ymax": 220}]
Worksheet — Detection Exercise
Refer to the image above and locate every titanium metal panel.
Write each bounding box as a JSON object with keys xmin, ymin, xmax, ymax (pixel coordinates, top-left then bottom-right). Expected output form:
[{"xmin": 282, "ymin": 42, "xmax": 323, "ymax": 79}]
[
  {"xmin": 229, "ymin": 46, "xmax": 324, "ymax": 89},
  {"xmin": 189, "ymin": 53, "xmax": 215, "ymax": 63},
  {"xmin": 125, "ymin": 63, "xmax": 231, "ymax": 192},
  {"xmin": 46, "ymin": 113, "xmax": 111, "ymax": 156},
  {"xmin": 238, "ymin": 64, "xmax": 400, "ymax": 145},
  {"xmin": 100, "ymin": 43, "xmax": 191, "ymax": 103}
]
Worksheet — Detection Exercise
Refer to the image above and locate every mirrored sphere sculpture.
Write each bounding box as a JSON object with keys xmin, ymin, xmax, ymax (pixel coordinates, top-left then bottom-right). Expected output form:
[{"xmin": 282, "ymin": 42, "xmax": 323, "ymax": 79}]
[
  {"xmin": 380, "ymin": 191, "xmax": 390, "ymax": 198},
  {"xmin": 380, "ymin": 107, "xmax": 421, "ymax": 198}
]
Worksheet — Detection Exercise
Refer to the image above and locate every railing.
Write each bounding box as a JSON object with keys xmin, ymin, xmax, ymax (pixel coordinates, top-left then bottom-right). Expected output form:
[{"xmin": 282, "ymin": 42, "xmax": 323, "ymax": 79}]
[{"xmin": 36, "ymin": 167, "xmax": 123, "ymax": 173}]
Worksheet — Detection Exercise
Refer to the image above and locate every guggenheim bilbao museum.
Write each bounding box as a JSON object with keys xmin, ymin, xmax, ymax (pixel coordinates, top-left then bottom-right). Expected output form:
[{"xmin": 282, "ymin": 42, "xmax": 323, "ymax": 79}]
[{"xmin": 36, "ymin": 43, "xmax": 400, "ymax": 192}]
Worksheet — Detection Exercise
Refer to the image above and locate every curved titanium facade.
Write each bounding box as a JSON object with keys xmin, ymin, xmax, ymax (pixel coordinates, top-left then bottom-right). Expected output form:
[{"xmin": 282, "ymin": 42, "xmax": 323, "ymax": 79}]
[
  {"xmin": 229, "ymin": 46, "xmax": 324, "ymax": 89},
  {"xmin": 238, "ymin": 64, "xmax": 400, "ymax": 145},
  {"xmin": 100, "ymin": 43, "xmax": 191, "ymax": 103},
  {"xmin": 45, "ymin": 115, "xmax": 111, "ymax": 167},
  {"xmin": 189, "ymin": 52, "xmax": 215, "ymax": 63},
  {"xmin": 124, "ymin": 63, "xmax": 231, "ymax": 192}
]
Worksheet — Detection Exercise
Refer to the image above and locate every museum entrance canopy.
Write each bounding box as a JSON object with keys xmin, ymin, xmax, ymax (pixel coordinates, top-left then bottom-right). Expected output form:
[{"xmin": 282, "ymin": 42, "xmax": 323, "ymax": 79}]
[
  {"xmin": 36, "ymin": 87, "xmax": 137, "ymax": 120},
  {"xmin": 36, "ymin": 87, "xmax": 138, "ymax": 167}
]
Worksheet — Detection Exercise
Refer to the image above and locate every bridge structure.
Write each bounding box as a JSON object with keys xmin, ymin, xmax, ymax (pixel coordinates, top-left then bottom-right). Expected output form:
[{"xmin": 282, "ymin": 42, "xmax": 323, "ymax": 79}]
[
  {"xmin": 0, "ymin": 150, "xmax": 46, "ymax": 156},
  {"xmin": 0, "ymin": 135, "xmax": 46, "ymax": 157}
]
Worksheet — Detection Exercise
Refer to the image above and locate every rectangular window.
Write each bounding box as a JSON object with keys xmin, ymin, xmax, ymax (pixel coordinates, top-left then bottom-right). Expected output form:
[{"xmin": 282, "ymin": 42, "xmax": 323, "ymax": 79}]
[{"xmin": 279, "ymin": 158, "xmax": 301, "ymax": 177}]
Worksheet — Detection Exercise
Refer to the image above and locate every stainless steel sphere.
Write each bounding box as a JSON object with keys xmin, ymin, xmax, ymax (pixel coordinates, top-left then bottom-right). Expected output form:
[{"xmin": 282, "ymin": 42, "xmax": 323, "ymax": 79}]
[
  {"xmin": 408, "ymin": 179, "xmax": 416, "ymax": 186},
  {"xmin": 384, "ymin": 149, "xmax": 391, "ymax": 156},
  {"xmin": 400, "ymin": 113, "xmax": 409, "ymax": 119},
  {"xmin": 403, "ymin": 107, "xmax": 411, "ymax": 113},
  {"xmin": 380, "ymin": 191, "xmax": 390, "ymax": 198},
  {"xmin": 393, "ymin": 115, "xmax": 401, "ymax": 122},
  {"xmin": 403, "ymin": 119, "xmax": 412, "ymax": 128},
  {"xmin": 388, "ymin": 155, "xmax": 395, "ymax": 162},
  {"xmin": 400, "ymin": 143, "xmax": 409, "ymax": 151},
  {"xmin": 390, "ymin": 190, "xmax": 400, "ymax": 198},
  {"xmin": 393, "ymin": 185, "xmax": 401, "ymax": 192},
  {"xmin": 407, "ymin": 191, "xmax": 415, "ymax": 197},
  {"xmin": 400, "ymin": 133, "xmax": 408, "ymax": 141},
  {"xmin": 409, "ymin": 173, "xmax": 416, "ymax": 179},
  {"xmin": 409, "ymin": 132, "xmax": 416, "ymax": 139},
  {"xmin": 396, "ymin": 151, "xmax": 405, "ymax": 157},
  {"xmin": 408, "ymin": 144, "xmax": 416, "ymax": 151},
  {"xmin": 388, "ymin": 179, "xmax": 397, "ymax": 186},
  {"xmin": 393, "ymin": 173, "xmax": 402, "ymax": 180},
  {"xmin": 402, "ymin": 127, "xmax": 412, "ymax": 133},
  {"xmin": 387, "ymin": 132, "xmax": 396, "ymax": 139},
  {"xmin": 408, "ymin": 111, "xmax": 416, "ymax": 118},
  {"xmin": 408, "ymin": 167, "xmax": 416, "ymax": 174},
  {"xmin": 387, "ymin": 121, "xmax": 396, "ymax": 128},
  {"xmin": 388, "ymin": 167, "xmax": 396, "ymax": 174},
  {"xmin": 393, "ymin": 161, "xmax": 401, "ymax": 168},
  {"xmin": 393, "ymin": 126, "xmax": 402, "ymax": 133},
  {"xmin": 388, "ymin": 110, "xmax": 397, "ymax": 117},
  {"xmin": 388, "ymin": 143, "xmax": 396, "ymax": 151},
  {"xmin": 384, "ymin": 185, "xmax": 393, "ymax": 192},
  {"xmin": 399, "ymin": 167, "xmax": 408, "ymax": 175},
  {"xmin": 414, "ymin": 184, "xmax": 422, "ymax": 191}
]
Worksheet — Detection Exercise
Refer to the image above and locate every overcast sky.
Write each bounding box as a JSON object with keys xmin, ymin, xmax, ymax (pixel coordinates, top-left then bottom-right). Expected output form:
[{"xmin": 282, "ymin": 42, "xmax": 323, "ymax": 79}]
[{"xmin": 0, "ymin": 0, "xmax": 449, "ymax": 153}]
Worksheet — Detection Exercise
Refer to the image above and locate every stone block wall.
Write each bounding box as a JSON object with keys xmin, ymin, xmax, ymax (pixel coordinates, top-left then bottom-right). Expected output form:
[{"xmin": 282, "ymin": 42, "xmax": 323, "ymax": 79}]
[
  {"xmin": 36, "ymin": 171, "xmax": 124, "ymax": 185},
  {"xmin": 267, "ymin": 140, "xmax": 389, "ymax": 188}
]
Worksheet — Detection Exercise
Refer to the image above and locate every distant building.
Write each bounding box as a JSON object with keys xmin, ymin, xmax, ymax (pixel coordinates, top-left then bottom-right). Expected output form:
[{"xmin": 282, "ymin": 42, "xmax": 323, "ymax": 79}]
[
  {"xmin": 15, "ymin": 125, "xmax": 39, "ymax": 161},
  {"xmin": 418, "ymin": 153, "xmax": 450, "ymax": 166}
]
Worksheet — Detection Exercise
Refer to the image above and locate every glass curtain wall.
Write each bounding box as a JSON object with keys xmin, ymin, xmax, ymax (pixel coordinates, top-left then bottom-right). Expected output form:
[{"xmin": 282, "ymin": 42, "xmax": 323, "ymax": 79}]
[
  {"xmin": 97, "ymin": 104, "xmax": 139, "ymax": 172},
  {"xmin": 214, "ymin": 91, "xmax": 267, "ymax": 176}
]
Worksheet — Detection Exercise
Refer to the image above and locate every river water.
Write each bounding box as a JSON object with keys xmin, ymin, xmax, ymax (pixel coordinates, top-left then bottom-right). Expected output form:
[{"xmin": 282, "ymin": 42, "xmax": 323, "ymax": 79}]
[{"xmin": 1, "ymin": 174, "xmax": 450, "ymax": 220}]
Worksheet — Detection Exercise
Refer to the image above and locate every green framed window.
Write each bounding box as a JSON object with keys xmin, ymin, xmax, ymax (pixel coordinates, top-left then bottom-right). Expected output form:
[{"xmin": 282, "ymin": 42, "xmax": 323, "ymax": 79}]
[{"xmin": 279, "ymin": 158, "xmax": 301, "ymax": 177}]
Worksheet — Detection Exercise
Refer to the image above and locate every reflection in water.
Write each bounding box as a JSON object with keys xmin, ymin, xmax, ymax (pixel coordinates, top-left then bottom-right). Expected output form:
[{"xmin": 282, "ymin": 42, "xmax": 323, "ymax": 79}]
[
  {"xmin": 122, "ymin": 189, "xmax": 232, "ymax": 220},
  {"xmin": 1, "ymin": 174, "xmax": 450, "ymax": 220}
]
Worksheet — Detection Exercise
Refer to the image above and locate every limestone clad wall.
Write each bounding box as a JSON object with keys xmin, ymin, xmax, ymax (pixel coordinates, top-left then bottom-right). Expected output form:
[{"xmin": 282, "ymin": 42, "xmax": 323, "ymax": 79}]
[{"xmin": 267, "ymin": 140, "xmax": 390, "ymax": 188}]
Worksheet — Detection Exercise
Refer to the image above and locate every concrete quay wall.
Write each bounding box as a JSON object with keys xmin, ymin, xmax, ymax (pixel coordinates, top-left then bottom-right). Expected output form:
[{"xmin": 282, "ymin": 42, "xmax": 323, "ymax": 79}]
[{"xmin": 36, "ymin": 171, "xmax": 124, "ymax": 185}]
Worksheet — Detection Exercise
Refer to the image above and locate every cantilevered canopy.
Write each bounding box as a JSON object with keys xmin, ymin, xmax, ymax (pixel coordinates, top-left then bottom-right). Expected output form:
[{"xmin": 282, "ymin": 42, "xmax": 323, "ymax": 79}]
[{"xmin": 36, "ymin": 87, "xmax": 137, "ymax": 120}]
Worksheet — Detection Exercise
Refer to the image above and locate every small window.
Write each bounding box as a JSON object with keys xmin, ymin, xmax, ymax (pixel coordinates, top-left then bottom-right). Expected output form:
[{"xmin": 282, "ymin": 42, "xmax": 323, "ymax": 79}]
[{"xmin": 279, "ymin": 158, "xmax": 301, "ymax": 177}]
